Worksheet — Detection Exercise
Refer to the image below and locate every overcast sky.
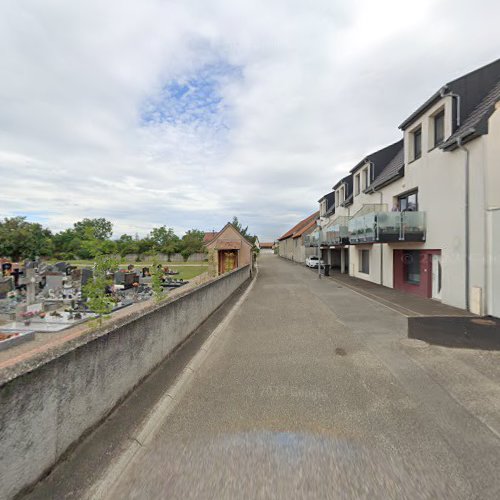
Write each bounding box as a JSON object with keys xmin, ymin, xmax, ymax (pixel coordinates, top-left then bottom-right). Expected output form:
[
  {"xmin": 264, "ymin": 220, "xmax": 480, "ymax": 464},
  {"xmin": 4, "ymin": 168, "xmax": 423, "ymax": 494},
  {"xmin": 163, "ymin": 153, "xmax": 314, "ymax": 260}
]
[{"xmin": 1, "ymin": 0, "xmax": 499, "ymax": 241}]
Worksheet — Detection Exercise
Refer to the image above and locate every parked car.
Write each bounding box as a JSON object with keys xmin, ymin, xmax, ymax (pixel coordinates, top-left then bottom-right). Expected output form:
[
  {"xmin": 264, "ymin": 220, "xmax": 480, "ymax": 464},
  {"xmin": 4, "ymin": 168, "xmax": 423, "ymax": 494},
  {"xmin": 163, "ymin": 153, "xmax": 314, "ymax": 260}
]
[{"xmin": 306, "ymin": 256, "xmax": 324, "ymax": 268}]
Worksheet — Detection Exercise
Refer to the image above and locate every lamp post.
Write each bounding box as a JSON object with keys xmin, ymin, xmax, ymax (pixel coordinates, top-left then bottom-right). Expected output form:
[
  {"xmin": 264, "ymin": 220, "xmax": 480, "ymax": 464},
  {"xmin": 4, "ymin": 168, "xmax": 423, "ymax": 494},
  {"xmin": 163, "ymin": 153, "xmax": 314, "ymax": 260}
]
[{"xmin": 317, "ymin": 217, "xmax": 327, "ymax": 279}]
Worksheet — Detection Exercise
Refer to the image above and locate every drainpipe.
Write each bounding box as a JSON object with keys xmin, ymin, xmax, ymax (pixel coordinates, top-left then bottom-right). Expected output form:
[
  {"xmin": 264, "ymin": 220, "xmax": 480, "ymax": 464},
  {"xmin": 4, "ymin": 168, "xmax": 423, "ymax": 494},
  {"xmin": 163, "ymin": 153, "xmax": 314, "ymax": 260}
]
[
  {"xmin": 379, "ymin": 190, "xmax": 384, "ymax": 286},
  {"xmin": 456, "ymin": 136, "xmax": 470, "ymax": 311}
]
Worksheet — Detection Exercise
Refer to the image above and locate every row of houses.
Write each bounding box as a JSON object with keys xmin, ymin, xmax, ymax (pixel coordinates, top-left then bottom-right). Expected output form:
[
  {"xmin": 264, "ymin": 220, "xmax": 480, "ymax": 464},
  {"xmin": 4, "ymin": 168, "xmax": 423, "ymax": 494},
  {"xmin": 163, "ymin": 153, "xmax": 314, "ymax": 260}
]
[{"xmin": 278, "ymin": 58, "xmax": 500, "ymax": 317}]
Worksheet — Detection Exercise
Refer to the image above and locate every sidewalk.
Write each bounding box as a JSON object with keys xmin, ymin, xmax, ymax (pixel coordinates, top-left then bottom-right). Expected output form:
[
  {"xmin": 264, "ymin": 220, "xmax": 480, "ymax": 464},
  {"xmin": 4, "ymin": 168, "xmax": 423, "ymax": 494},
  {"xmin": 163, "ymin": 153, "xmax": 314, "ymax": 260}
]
[{"xmin": 325, "ymin": 270, "xmax": 471, "ymax": 317}]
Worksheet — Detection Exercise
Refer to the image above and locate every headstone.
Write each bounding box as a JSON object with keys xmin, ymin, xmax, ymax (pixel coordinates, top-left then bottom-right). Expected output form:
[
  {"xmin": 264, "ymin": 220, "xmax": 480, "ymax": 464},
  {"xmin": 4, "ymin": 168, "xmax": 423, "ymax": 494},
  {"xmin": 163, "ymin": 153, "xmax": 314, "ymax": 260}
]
[
  {"xmin": 71, "ymin": 268, "xmax": 82, "ymax": 282},
  {"xmin": 123, "ymin": 273, "xmax": 136, "ymax": 287},
  {"xmin": 46, "ymin": 274, "xmax": 64, "ymax": 291},
  {"xmin": 2, "ymin": 262, "xmax": 12, "ymax": 277},
  {"xmin": 0, "ymin": 277, "xmax": 14, "ymax": 299},
  {"xmin": 81, "ymin": 268, "xmax": 93, "ymax": 286},
  {"xmin": 55, "ymin": 262, "xmax": 67, "ymax": 273},
  {"xmin": 114, "ymin": 273, "xmax": 125, "ymax": 285},
  {"xmin": 25, "ymin": 268, "xmax": 36, "ymax": 305}
]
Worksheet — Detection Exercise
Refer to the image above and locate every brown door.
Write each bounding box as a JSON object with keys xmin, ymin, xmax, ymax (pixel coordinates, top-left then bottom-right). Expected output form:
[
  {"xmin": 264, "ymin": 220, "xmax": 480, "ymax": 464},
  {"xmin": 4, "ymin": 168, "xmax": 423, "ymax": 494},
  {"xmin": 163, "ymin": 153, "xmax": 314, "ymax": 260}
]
[{"xmin": 218, "ymin": 250, "xmax": 238, "ymax": 274}]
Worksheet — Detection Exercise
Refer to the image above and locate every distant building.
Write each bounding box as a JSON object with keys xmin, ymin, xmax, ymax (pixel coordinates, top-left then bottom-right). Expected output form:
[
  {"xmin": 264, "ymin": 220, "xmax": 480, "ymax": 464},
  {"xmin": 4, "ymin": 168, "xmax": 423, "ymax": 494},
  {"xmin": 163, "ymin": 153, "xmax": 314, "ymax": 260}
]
[
  {"xmin": 205, "ymin": 223, "xmax": 253, "ymax": 275},
  {"xmin": 259, "ymin": 242, "xmax": 274, "ymax": 254},
  {"xmin": 277, "ymin": 211, "xmax": 319, "ymax": 263}
]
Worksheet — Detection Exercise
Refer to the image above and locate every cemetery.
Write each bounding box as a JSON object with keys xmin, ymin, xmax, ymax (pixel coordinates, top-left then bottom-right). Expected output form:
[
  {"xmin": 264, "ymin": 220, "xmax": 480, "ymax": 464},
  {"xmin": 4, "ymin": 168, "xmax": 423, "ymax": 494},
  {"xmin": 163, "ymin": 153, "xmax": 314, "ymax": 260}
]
[{"xmin": 0, "ymin": 258, "xmax": 190, "ymax": 351}]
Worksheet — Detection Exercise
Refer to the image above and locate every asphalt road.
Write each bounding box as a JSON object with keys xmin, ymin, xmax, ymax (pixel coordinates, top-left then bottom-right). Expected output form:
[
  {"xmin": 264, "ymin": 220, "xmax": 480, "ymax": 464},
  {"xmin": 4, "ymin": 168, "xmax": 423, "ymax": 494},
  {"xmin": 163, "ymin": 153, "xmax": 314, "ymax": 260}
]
[{"xmin": 27, "ymin": 254, "xmax": 500, "ymax": 499}]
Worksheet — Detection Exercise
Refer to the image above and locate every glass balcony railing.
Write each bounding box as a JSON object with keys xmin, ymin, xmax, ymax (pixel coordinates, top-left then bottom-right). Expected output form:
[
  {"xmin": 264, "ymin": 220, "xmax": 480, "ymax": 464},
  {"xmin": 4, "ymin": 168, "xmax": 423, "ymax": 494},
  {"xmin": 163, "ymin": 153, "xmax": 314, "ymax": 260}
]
[
  {"xmin": 304, "ymin": 234, "xmax": 320, "ymax": 247},
  {"xmin": 324, "ymin": 217, "xmax": 350, "ymax": 245},
  {"xmin": 348, "ymin": 211, "xmax": 426, "ymax": 244}
]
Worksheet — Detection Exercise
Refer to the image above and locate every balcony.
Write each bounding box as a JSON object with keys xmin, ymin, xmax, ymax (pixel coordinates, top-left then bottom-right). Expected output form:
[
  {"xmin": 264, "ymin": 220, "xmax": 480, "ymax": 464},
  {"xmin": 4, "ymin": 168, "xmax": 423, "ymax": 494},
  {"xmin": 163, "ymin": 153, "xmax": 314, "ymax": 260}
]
[
  {"xmin": 348, "ymin": 211, "xmax": 426, "ymax": 244},
  {"xmin": 324, "ymin": 216, "xmax": 351, "ymax": 245},
  {"xmin": 304, "ymin": 233, "xmax": 320, "ymax": 247}
]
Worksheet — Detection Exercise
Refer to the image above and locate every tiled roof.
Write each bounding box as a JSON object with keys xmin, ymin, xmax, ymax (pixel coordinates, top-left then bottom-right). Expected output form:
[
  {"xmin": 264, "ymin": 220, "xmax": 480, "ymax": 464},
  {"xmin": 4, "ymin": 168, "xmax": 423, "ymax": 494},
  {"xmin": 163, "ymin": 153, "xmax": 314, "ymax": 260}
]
[
  {"xmin": 259, "ymin": 242, "xmax": 274, "ymax": 248},
  {"xmin": 369, "ymin": 146, "xmax": 404, "ymax": 190},
  {"xmin": 441, "ymin": 80, "xmax": 500, "ymax": 149},
  {"xmin": 277, "ymin": 211, "xmax": 319, "ymax": 241},
  {"xmin": 203, "ymin": 231, "xmax": 217, "ymax": 244},
  {"xmin": 400, "ymin": 58, "xmax": 500, "ymax": 130},
  {"xmin": 349, "ymin": 140, "xmax": 403, "ymax": 176},
  {"xmin": 292, "ymin": 218, "xmax": 317, "ymax": 238}
]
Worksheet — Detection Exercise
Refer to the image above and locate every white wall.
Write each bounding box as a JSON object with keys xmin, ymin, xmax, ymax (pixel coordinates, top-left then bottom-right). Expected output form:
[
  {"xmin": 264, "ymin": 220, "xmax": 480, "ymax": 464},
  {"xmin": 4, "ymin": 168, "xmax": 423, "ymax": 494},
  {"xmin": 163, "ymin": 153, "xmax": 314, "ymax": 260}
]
[
  {"xmin": 489, "ymin": 210, "xmax": 500, "ymax": 317},
  {"xmin": 344, "ymin": 94, "xmax": 493, "ymax": 312}
]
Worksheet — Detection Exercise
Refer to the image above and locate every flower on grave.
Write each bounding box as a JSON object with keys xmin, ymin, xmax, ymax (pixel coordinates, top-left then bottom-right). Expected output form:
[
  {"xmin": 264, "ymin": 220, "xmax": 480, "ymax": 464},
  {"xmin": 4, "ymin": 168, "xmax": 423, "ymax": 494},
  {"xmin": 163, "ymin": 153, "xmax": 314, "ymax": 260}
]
[{"xmin": 21, "ymin": 311, "xmax": 37, "ymax": 319}]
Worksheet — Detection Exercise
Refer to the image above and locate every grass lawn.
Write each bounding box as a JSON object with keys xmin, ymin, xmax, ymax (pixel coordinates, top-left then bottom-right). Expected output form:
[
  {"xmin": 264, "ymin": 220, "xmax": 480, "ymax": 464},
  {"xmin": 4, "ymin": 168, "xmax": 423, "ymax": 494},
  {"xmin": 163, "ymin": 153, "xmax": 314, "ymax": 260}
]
[{"xmin": 161, "ymin": 265, "xmax": 208, "ymax": 280}]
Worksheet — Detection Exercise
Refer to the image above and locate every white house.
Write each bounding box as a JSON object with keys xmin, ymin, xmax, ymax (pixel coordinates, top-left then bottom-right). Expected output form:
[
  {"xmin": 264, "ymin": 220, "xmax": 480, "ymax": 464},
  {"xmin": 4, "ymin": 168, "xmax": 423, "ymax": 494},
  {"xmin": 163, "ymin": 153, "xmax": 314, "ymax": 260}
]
[{"xmin": 309, "ymin": 58, "xmax": 500, "ymax": 317}]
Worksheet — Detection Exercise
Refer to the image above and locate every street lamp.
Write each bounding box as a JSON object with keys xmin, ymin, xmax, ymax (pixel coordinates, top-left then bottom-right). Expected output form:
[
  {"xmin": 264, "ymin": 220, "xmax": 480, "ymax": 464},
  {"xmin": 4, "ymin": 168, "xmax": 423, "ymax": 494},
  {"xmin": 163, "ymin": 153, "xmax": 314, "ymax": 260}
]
[{"xmin": 317, "ymin": 217, "xmax": 327, "ymax": 279}]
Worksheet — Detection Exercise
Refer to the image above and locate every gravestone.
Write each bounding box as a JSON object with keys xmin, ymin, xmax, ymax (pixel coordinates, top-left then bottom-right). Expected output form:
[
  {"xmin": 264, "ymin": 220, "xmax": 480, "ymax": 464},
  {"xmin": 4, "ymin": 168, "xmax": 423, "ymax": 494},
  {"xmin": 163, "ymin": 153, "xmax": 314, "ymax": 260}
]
[
  {"xmin": 46, "ymin": 274, "xmax": 64, "ymax": 291},
  {"xmin": 0, "ymin": 277, "xmax": 14, "ymax": 299},
  {"xmin": 54, "ymin": 262, "xmax": 67, "ymax": 273},
  {"xmin": 71, "ymin": 268, "xmax": 82, "ymax": 283},
  {"xmin": 81, "ymin": 268, "xmax": 93, "ymax": 286},
  {"xmin": 114, "ymin": 273, "xmax": 125, "ymax": 285},
  {"xmin": 25, "ymin": 268, "xmax": 36, "ymax": 305}
]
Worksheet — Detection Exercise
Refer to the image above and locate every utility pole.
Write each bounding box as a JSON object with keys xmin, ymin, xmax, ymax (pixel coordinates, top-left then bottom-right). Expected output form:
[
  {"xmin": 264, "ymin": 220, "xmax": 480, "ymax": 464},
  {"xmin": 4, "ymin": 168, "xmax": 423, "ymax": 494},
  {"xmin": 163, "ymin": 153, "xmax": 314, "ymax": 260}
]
[{"xmin": 317, "ymin": 219, "xmax": 322, "ymax": 279}]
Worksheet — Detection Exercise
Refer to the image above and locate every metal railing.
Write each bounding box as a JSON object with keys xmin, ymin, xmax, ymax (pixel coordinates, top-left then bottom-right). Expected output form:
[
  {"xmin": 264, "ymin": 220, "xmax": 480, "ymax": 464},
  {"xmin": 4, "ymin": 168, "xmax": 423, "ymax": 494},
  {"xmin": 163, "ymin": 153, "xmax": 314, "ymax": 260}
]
[
  {"xmin": 324, "ymin": 216, "xmax": 351, "ymax": 245},
  {"xmin": 348, "ymin": 211, "xmax": 426, "ymax": 243},
  {"xmin": 304, "ymin": 233, "xmax": 320, "ymax": 247}
]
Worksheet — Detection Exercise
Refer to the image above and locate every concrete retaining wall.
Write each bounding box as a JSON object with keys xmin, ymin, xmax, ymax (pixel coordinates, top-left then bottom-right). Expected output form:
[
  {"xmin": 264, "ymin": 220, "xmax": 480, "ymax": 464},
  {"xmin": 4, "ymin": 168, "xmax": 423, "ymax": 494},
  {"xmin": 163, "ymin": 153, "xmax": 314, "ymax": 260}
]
[
  {"xmin": 0, "ymin": 265, "xmax": 251, "ymax": 499},
  {"xmin": 121, "ymin": 252, "xmax": 207, "ymax": 262}
]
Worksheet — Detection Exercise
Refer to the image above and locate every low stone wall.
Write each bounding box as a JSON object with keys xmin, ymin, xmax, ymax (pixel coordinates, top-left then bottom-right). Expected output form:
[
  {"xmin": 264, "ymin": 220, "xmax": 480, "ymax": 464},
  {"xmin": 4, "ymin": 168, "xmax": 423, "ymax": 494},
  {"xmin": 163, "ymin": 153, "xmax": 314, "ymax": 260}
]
[
  {"xmin": 122, "ymin": 252, "xmax": 207, "ymax": 262},
  {"xmin": 0, "ymin": 266, "xmax": 251, "ymax": 499}
]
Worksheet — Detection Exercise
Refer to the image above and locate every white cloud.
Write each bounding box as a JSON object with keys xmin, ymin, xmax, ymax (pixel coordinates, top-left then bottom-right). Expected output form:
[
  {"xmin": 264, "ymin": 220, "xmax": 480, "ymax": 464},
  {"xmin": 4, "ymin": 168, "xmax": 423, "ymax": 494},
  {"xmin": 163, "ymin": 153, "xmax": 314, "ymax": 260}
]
[{"xmin": 1, "ymin": 0, "xmax": 500, "ymax": 240}]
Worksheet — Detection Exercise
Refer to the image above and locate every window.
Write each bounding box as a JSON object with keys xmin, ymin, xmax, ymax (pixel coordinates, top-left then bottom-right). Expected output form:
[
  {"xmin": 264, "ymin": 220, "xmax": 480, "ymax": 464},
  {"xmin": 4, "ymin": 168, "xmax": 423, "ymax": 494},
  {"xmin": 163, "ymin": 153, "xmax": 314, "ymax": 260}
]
[
  {"xmin": 413, "ymin": 127, "xmax": 422, "ymax": 160},
  {"xmin": 398, "ymin": 190, "xmax": 418, "ymax": 211},
  {"xmin": 359, "ymin": 250, "xmax": 370, "ymax": 274},
  {"xmin": 434, "ymin": 110, "xmax": 445, "ymax": 146},
  {"xmin": 339, "ymin": 186, "xmax": 345, "ymax": 204},
  {"xmin": 355, "ymin": 175, "xmax": 360, "ymax": 196},
  {"xmin": 403, "ymin": 250, "xmax": 421, "ymax": 284},
  {"xmin": 363, "ymin": 167, "xmax": 369, "ymax": 190}
]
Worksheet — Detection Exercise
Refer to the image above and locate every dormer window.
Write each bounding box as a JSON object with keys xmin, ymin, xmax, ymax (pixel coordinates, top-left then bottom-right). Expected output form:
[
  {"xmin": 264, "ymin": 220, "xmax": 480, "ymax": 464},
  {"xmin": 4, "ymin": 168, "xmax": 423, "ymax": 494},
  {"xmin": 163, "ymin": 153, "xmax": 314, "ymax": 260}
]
[
  {"xmin": 320, "ymin": 200, "xmax": 327, "ymax": 216},
  {"xmin": 433, "ymin": 110, "xmax": 445, "ymax": 146},
  {"xmin": 355, "ymin": 174, "xmax": 360, "ymax": 196},
  {"xmin": 363, "ymin": 167, "xmax": 370, "ymax": 190},
  {"xmin": 413, "ymin": 127, "xmax": 422, "ymax": 160}
]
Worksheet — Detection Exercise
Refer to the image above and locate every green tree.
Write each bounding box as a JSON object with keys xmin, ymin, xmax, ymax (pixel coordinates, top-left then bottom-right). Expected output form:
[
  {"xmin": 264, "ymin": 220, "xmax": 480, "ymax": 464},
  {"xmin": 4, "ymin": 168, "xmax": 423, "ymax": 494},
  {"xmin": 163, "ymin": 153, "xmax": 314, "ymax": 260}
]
[
  {"xmin": 150, "ymin": 226, "xmax": 180, "ymax": 259},
  {"xmin": 231, "ymin": 216, "xmax": 257, "ymax": 246},
  {"xmin": 74, "ymin": 218, "xmax": 113, "ymax": 240},
  {"xmin": 150, "ymin": 260, "xmax": 165, "ymax": 303},
  {"xmin": 116, "ymin": 234, "xmax": 138, "ymax": 257},
  {"xmin": 53, "ymin": 228, "xmax": 82, "ymax": 259},
  {"xmin": 179, "ymin": 229, "xmax": 205, "ymax": 261},
  {"xmin": 83, "ymin": 254, "xmax": 118, "ymax": 325},
  {"xmin": 0, "ymin": 217, "xmax": 53, "ymax": 261}
]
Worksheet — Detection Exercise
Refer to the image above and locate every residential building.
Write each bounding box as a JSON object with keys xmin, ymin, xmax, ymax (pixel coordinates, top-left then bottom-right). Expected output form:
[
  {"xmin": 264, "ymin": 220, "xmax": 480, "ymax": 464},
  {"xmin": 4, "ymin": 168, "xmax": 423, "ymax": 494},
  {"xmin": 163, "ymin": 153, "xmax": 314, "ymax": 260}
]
[
  {"xmin": 307, "ymin": 58, "xmax": 500, "ymax": 316},
  {"xmin": 259, "ymin": 242, "xmax": 275, "ymax": 254},
  {"xmin": 277, "ymin": 212, "xmax": 319, "ymax": 263}
]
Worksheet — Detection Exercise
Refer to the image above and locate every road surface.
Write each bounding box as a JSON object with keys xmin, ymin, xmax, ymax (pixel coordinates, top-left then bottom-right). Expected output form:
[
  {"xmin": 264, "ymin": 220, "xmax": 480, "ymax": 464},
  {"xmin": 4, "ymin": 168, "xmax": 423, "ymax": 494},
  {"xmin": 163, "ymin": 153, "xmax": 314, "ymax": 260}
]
[{"xmin": 27, "ymin": 254, "xmax": 500, "ymax": 499}]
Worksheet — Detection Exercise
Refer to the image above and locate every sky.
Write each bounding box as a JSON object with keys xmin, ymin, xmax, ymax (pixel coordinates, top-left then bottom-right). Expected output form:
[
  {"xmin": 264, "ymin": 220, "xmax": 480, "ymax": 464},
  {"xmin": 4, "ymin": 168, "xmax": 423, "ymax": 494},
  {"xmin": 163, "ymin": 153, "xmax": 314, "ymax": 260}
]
[{"xmin": 1, "ymin": 0, "xmax": 500, "ymax": 241}]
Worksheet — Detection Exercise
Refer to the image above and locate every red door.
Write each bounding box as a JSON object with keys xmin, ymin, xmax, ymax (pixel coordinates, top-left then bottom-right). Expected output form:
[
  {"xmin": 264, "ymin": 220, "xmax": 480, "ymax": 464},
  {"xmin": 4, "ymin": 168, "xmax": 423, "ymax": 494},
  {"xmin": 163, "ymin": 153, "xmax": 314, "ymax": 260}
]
[{"xmin": 393, "ymin": 250, "xmax": 440, "ymax": 298}]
